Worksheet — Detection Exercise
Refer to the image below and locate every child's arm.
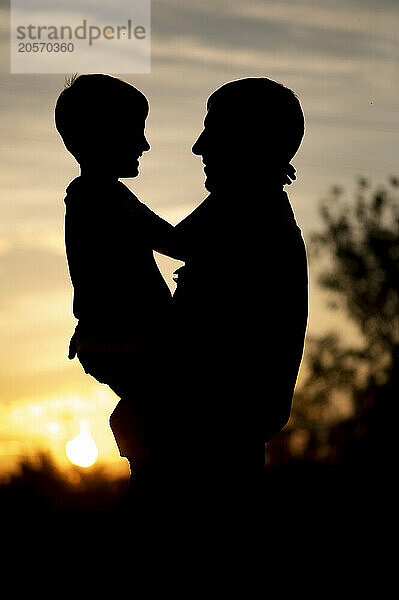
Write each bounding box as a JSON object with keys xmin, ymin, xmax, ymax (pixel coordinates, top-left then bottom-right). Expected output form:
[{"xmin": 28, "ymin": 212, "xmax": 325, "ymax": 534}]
[
  {"xmin": 115, "ymin": 184, "xmax": 194, "ymax": 260},
  {"xmin": 130, "ymin": 199, "xmax": 189, "ymax": 260}
]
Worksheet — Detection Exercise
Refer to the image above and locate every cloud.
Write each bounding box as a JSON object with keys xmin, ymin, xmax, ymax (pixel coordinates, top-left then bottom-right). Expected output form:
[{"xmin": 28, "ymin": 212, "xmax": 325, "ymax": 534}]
[
  {"xmin": 233, "ymin": 0, "xmax": 398, "ymax": 41},
  {"xmin": 151, "ymin": 35, "xmax": 366, "ymax": 77},
  {"xmin": 151, "ymin": 0, "xmax": 397, "ymax": 64}
]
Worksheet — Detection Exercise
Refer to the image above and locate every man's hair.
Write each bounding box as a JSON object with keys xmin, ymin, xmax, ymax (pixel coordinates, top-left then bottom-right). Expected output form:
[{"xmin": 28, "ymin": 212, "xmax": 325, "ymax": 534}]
[
  {"xmin": 207, "ymin": 77, "xmax": 305, "ymax": 162},
  {"xmin": 54, "ymin": 73, "xmax": 148, "ymax": 161}
]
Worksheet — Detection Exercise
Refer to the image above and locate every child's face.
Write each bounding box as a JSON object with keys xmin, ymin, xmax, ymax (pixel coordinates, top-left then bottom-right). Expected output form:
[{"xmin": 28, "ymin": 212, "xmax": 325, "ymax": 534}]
[
  {"xmin": 109, "ymin": 112, "xmax": 150, "ymax": 178},
  {"xmin": 82, "ymin": 110, "xmax": 150, "ymax": 179}
]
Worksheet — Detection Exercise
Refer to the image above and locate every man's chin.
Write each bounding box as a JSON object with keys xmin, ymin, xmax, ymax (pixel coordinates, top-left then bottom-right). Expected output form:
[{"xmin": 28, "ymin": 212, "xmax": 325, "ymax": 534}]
[
  {"xmin": 204, "ymin": 173, "xmax": 217, "ymax": 192},
  {"xmin": 204, "ymin": 174, "xmax": 224, "ymax": 193}
]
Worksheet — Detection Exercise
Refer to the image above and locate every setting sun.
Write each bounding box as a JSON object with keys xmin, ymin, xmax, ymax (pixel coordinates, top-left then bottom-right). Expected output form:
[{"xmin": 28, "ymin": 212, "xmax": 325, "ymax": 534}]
[{"xmin": 66, "ymin": 422, "xmax": 98, "ymax": 468}]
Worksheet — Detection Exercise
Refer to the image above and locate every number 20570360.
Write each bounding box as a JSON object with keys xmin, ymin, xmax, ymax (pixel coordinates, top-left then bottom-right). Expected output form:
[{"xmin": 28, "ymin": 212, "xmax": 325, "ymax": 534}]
[{"xmin": 18, "ymin": 42, "xmax": 74, "ymax": 52}]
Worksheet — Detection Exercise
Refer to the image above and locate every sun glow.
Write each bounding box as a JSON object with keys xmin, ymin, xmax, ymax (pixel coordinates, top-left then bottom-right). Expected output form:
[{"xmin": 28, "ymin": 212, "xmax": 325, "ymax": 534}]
[{"xmin": 66, "ymin": 421, "xmax": 98, "ymax": 468}]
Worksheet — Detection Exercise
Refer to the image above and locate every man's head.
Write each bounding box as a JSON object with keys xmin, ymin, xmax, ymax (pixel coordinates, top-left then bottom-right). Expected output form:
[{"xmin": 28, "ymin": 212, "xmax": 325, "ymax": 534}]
[
  {"xmin": 192, "ymin": 77, "xmax": 305, "ymax": 192},
  {"xmin": 55, "ymin": 73, "xmax": 150, "ymax": 178}
]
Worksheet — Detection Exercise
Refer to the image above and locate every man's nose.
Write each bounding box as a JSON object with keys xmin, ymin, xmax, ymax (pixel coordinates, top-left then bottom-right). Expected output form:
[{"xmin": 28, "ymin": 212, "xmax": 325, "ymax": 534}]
[{"xmin": 192, "ymin": 130, "xmax": 205, "ymax": 155}]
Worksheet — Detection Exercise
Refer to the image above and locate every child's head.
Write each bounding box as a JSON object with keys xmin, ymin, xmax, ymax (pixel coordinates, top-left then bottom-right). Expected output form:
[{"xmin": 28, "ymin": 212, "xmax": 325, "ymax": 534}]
[
  {"xmin": 192, "ymin": 77, "xmax": 305, "ymax": 190},
  {"xmin": 55, "ymin": 73, "xmax": 150, "ymax": 178}
]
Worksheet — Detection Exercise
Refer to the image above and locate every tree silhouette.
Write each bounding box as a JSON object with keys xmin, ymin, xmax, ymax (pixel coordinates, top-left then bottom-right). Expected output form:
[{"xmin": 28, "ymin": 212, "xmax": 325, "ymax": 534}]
[
  {"xmin": 313, "ymin": 177, "xmax": 399, "ymax": 383},
  {"xmin": 267, "ymin": 177, "xmax": 399, "ymax": 473}
]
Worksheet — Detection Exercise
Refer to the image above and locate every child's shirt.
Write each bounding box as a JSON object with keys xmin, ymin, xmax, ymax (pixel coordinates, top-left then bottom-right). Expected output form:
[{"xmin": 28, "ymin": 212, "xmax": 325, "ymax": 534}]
[{"xmin": 64, "ymin": 175, "xmax": 175, "ymax": 353}]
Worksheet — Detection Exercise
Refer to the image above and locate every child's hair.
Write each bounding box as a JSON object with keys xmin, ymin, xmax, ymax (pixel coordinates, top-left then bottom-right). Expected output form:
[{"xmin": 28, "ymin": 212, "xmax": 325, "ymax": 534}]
[
  {"xmin": 54, "ymin": 73, "xmax": 148, "ymax": 162},
  {"xmin": 207, "ymin": 77, "xmax": 305, "ymax": 162}
]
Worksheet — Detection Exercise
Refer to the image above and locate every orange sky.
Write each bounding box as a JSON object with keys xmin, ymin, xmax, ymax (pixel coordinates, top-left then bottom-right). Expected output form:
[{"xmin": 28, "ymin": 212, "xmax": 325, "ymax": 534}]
[{"xmin": 0, "ymin": 0, "xmax": 397, "ymax": 477}]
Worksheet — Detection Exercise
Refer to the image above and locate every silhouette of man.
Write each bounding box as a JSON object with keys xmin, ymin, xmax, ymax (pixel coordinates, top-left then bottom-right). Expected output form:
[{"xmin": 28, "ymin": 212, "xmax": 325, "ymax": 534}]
[{"xmin": 171, "ymin": 78, "xmax": 308, "ymax": 516}]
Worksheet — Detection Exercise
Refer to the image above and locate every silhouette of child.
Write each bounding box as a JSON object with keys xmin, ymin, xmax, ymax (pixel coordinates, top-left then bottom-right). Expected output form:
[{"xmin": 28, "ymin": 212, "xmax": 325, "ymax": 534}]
[{"xmin": 55, "ymin": 74, "xmax": 178, "ymax": 475}]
